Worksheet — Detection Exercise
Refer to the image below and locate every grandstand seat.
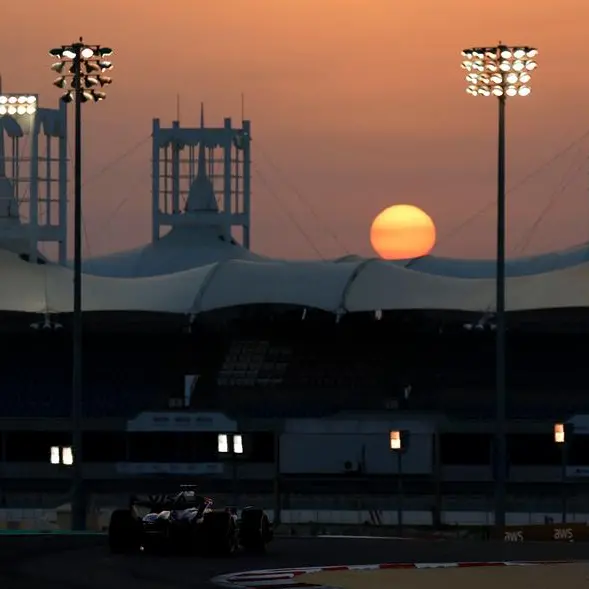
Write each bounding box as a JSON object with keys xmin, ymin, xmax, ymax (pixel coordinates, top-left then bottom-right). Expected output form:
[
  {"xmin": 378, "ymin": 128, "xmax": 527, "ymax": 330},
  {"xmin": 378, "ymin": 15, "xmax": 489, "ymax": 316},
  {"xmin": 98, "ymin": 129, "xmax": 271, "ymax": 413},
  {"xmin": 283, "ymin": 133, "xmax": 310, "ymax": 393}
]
[
  {"xmin": 0, "ymin": 334, "xmax": 173, "ymax": 418},
  {"xmin": 216, "ymin": 339, "xmax": 291, "ymax": 390}
]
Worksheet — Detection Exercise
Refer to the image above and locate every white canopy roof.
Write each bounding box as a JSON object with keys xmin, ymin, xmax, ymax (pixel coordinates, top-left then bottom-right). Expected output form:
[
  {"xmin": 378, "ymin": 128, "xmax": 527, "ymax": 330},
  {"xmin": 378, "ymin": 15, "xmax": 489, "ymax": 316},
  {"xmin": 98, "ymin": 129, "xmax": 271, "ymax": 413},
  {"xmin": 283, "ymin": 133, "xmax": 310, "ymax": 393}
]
[
  {"xmin": 82, "ymin": 227, "xmax": 265, "ymax": 278},
  {"xmin": 338, "ymin": 242, "xmax": 589, "ymax": 278},
  {"xmin": 413, "ymin": 243, "xmax": 589, "ymax": 277},
  {"xmin": 4, "ymin": 249, "xmax": 589, "ymax": 315}
]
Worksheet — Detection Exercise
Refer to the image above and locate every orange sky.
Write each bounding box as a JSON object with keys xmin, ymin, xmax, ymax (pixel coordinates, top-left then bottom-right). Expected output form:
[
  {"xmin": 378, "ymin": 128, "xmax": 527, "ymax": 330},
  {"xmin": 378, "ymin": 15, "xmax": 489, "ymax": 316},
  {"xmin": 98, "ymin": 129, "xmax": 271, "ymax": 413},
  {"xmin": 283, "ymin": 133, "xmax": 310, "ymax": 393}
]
[{"xmin": 3, "ymin": 0, "xmax": 589, "ymax": 260}]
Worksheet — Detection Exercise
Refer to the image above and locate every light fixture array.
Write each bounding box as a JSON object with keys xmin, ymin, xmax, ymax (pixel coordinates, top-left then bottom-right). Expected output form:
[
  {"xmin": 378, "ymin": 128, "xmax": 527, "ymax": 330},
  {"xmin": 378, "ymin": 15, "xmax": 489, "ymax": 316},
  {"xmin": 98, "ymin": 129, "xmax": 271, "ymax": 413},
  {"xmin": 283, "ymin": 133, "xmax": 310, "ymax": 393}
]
[
  {"xmin": 461, "ymin": 45, "xmax": 538, "ymax": 97},
  {"xmin": 0, "ymin": 94, "xmax": 37, "ymax": 116},
  {"xmin": 49, "ymin": 39, "xmax": 114, "ymax": 103}
]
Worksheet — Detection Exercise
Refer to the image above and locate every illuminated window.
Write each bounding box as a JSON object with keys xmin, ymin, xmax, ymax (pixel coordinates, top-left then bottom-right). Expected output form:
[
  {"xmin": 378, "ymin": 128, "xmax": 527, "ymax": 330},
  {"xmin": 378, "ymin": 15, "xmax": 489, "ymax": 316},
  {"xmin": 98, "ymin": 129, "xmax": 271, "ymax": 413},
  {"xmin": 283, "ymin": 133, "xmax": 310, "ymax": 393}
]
[
  {"xmin": 217, "ymin": 433, "xmax": 243, "ymax": 454},
  {"xmin": 50, "ymin": 445, "xmax": 73, "ymax": 465},
  {"xmin": 233, "ymin": 434, "xmax": 244, "ymax": 454},
  {"xmin": 217, "ymin": 434, "xmax": 229, "ymax": 453}
]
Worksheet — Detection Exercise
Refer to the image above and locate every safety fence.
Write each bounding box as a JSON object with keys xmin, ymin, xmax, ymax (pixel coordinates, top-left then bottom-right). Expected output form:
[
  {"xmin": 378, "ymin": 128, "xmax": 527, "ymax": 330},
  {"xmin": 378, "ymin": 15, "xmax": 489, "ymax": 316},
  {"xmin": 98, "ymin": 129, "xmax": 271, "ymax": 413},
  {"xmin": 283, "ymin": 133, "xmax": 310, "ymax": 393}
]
[{"xmin": 0, "ymin": 508, "xmax": 587, "ymax": 531}]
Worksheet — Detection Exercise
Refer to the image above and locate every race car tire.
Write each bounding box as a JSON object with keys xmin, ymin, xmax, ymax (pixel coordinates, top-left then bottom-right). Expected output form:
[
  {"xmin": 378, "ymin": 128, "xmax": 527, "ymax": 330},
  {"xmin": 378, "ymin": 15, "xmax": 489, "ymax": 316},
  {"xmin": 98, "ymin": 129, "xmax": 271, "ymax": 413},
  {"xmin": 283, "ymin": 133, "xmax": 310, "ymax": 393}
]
[
  {"xmin": 201, "ymin": 511, "xmax": 238, "ymax": 556},
  {"xmin": 240, "ymin": 508, "xmax": 271, "ymax": 553},
  {"xmin": 108, "ymin": 509, "xmax": 141, "ymax": 554}
]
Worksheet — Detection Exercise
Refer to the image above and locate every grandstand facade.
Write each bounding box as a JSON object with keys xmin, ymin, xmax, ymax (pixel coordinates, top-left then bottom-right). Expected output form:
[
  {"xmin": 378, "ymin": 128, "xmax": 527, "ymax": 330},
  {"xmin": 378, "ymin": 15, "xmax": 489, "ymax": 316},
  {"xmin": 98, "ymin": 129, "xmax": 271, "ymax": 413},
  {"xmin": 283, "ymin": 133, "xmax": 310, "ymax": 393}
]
[{"xmin": 1, "ymin": 305, "xmax": 589, "ymax": 513}]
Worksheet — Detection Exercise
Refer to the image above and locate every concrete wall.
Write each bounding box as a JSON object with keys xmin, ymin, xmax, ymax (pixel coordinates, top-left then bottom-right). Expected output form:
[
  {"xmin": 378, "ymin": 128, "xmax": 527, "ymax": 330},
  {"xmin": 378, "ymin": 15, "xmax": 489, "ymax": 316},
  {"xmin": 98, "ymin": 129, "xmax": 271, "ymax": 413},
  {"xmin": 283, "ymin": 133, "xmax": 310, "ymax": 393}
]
[
  {"xmin": 280, "ymin": 417, "xmax": 434, "ymax": 475},
  {"xmin": 280, "ymin": 433, "xmax": 432, "ymax": 474}
]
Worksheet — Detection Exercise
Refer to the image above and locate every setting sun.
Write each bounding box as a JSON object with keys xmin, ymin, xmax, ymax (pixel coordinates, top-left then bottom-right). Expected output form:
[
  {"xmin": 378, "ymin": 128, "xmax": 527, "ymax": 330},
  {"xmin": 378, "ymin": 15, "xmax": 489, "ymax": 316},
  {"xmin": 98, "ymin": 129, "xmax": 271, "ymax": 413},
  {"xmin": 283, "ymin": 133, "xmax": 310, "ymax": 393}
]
[{"xmin": 370, "ymin": 204, "xmax": 436, "ymax": 260}]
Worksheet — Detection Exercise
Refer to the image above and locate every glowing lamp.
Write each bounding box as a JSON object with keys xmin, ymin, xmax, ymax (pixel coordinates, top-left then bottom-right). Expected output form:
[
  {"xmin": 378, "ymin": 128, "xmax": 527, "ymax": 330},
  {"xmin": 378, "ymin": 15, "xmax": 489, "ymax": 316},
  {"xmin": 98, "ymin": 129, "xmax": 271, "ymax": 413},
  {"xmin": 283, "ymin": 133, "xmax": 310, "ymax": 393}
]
[
  {"xmin": 85, "ymin": 63, "xmax": 101, "ymax": 74},
  {"xmin": 91, "ymin": 91, "xmax": 107, "ymax": 102},
  {"xmin": 554, "ymin": 423, "xmax": 565, "ymax": 444},
  {"xmin": 0, "ymin": 95, "xmax": 37, "ymax": 116},
  {"xmin": 461, "ymin": 45, "xmax": 538, "ymax": 98},
  {"xmin": 390, "ymin": 431, "xmax": 402, "ymax": 451}
]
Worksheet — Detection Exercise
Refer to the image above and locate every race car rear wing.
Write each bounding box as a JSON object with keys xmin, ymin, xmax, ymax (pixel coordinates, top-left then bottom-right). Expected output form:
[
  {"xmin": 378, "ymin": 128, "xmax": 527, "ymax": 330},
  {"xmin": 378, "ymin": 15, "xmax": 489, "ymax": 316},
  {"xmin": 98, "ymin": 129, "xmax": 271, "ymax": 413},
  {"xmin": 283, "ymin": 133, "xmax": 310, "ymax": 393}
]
[{"xmin": 129, "ymin": 491, "xmax": 208, "ymax": 512}]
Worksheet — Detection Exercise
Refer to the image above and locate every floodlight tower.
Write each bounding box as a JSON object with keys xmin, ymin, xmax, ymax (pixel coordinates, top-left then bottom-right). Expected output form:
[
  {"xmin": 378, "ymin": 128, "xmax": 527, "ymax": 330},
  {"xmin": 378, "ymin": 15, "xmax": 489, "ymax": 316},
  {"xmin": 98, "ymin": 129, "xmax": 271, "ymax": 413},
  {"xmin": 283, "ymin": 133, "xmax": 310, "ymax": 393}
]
[
  {"xmin": 152, "ymin": 106, "xmax": 252, "ymax": 247},
  {"xmin": 460, "ymin": 44, "xmax": 538, "ymax": 528},
  {"xmin": 48, "ymin": 38, "xmax": 114, "ymax": 532},
  {"xmin": 0, "ymin": 86, "xmax": 68, "ymax": 263}
]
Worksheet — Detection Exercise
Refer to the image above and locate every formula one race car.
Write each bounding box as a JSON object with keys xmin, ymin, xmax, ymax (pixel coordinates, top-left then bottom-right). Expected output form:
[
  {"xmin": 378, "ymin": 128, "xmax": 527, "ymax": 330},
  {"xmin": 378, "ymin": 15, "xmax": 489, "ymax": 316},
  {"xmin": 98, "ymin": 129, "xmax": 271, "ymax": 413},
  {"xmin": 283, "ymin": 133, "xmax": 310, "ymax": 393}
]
[{"xmin": 108, "ymin": 485, "xmax": 272, "ymax": 556}]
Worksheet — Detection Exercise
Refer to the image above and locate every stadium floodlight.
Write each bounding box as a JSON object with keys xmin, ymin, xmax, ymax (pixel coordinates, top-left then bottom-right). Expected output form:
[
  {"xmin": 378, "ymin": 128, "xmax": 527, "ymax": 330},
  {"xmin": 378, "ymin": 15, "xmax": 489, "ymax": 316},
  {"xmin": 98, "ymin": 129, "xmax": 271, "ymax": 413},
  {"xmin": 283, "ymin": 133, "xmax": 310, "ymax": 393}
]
[
  {"xmin": 461, "ymin": 46, "xmax": 537, "ymax": 98},
  {"xmin": 460, "ymin": 43, "xmax": 538, "ymax": 531},
  {"xmin": 48, "ymin": 37, "xmax": 114, "ymax": 533},
  {"xmin": 0, "ymin": 94, "xmax": 38, "ymax": 116},
  {"xmin": 48, "ymin": 38, "xmax": 114, "ymax": 104},
  {"xmin": 51, "ymin": 62, "xmax": 67, "ymax": 74}
]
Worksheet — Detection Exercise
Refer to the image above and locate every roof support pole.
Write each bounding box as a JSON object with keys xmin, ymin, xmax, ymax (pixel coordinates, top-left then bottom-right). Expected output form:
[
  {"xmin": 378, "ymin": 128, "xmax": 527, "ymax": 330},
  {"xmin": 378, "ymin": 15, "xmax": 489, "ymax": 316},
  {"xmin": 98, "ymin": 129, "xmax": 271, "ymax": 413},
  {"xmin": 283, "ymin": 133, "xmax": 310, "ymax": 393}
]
[
  {"xmin": 171, "ymin": 120, "xmax": 180, "ymax": 214},
  {"xmin": 151, "ymin": 118, "xmax": 160, "ymax": 243},
  {"xmin": 242, "ymin": 119, "xmax": 251, "ymax": 249},
  {"xmin": 28, "ymin": 117, "xmax": 40, "ymax": 263},
  {"xmin": 223, "ymin": 117, "xmax": 232, "ymax": 225},
  {"xmin": 58, "ymin": 100, "xmax": 68, "ymax": 264}
]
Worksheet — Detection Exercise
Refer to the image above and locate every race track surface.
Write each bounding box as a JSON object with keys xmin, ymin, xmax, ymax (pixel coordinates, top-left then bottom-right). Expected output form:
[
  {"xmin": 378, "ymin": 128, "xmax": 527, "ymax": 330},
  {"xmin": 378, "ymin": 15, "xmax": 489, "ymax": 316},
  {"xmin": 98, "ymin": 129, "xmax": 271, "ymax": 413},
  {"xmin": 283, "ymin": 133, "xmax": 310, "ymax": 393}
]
[{"xmin": 1, "ymin": 535, "xmax": 588, "ymax": 589}]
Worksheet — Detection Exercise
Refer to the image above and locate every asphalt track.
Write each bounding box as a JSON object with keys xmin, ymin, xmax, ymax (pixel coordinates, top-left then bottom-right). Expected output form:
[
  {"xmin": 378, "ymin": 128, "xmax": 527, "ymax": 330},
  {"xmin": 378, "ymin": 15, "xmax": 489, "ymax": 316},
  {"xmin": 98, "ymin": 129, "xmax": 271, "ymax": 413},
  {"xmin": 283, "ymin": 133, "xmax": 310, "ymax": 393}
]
[{"xmin": 1, "ymin": 535, "xmax": 588, "ymax": 589}]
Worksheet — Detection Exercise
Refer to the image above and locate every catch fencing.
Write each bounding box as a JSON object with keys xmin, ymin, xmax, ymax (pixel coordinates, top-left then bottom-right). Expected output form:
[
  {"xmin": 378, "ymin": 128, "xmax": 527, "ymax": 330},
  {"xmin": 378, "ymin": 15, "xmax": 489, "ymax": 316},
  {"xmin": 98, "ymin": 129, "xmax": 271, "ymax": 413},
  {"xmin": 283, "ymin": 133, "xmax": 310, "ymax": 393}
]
[{"xmin": 0, "ymin": 508, "xmax": 587, "ymax": 531}]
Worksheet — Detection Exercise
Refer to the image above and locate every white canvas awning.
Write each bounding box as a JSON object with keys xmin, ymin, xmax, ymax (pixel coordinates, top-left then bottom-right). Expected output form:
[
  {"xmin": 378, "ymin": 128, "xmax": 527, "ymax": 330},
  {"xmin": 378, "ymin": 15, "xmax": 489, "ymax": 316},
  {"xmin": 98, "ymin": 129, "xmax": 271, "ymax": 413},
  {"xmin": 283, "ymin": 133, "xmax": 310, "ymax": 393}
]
[{"xmin": 3, "ymin": 249, "xmax": 589, "ymax": 315}]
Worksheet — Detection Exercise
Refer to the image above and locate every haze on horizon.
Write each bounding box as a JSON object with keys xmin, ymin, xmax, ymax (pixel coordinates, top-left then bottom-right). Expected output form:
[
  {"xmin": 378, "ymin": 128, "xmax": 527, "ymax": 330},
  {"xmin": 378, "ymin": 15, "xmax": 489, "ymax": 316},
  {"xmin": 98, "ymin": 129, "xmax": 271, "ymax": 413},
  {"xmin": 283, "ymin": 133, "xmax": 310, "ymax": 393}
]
[{"xmin": 3, "ymin": 0, "xmax": 589, "ymax": 261}]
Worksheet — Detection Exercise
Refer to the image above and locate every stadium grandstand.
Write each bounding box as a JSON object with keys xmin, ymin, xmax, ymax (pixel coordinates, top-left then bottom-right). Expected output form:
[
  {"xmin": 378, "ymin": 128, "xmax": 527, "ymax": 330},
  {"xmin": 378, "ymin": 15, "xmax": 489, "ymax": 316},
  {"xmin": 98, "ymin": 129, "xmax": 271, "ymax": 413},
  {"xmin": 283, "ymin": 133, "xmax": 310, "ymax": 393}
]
[{"xmin": 2, "ymin": 96, "xmax": 589, "ymax": 522}]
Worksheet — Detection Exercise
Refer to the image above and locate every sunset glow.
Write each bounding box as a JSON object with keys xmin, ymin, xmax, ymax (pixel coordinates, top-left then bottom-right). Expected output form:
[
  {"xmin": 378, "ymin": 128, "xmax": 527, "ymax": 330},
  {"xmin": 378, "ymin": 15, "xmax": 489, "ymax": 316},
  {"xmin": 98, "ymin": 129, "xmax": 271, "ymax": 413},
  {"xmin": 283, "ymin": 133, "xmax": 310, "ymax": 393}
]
[{"xmin": 2, "ymin": 0, "xmax": 588, "ymax": 259}]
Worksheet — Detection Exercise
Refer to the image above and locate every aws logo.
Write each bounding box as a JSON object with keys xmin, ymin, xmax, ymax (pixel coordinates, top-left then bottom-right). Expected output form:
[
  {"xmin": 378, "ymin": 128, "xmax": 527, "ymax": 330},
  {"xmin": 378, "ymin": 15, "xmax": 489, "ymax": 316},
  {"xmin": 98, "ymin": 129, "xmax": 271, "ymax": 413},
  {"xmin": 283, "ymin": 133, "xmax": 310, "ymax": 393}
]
[
  {"xmin": 504, "ymin": 530, "xmax": 524, "ymax": 542},
  {"xmin": 553, "ymin": 528, "xmax": 573, "ymax": 541}
]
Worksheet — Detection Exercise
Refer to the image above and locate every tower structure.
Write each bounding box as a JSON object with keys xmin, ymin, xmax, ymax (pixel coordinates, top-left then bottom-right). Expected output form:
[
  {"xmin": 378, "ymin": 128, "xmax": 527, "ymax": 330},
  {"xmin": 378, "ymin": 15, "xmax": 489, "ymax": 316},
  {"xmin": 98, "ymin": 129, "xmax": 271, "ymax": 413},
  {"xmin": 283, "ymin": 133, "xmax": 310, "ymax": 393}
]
[
  {"xmin": 151, "ymin": 104, "xmax": 251, "ymax": 248},
  {"xmin": 0, "ymin": 83, "xmax": 68, "ymax": 264}
]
